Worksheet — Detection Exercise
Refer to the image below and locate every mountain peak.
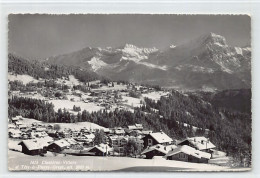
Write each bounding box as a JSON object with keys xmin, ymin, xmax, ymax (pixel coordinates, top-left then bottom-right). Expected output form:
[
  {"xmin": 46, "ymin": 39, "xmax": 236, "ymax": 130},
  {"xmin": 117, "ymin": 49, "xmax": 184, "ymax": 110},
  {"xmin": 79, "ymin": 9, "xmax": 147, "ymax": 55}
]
[{"xmin": 203, "ymin": 32, "xmax": 227, "ymax": 46}]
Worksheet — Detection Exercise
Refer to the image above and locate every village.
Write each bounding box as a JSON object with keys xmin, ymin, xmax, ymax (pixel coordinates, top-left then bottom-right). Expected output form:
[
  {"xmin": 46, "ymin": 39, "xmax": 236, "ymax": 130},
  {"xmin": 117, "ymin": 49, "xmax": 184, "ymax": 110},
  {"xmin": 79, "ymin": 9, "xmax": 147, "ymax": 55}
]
[
  {"xmin": 8, "ymin": 74, "xmax": 229, "ymax": 168},
  {"xmin": 8, "ymin": 74, "xmax": 169, "ymax": 114},
  {"xmin": 8, "ymin": 114, "xmax": 227, "ymax": 165}
]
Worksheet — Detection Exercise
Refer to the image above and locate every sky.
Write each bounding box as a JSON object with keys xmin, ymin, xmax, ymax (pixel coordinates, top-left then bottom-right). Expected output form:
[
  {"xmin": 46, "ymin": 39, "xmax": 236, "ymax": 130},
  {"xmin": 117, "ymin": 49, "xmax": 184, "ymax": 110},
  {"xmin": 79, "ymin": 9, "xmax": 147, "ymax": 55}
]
[{"xmin": 8, "ymin": 14, "xmax": 251, "ymax": 60}]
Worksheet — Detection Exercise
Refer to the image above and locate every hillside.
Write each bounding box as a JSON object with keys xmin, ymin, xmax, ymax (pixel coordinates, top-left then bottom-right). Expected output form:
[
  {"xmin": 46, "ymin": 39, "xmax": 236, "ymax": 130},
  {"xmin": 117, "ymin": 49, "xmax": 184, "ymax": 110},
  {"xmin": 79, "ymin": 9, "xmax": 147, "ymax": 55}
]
[
  {"xmin": 46, "ymin": 32, "xmax": 251, "ymax": 91},
  {"xmin": 8, "ymin": 53, "xmax": 100, "ymax": 83},
  {"xmin": 191, "ymin": 89, "xmax": 251, "ymax": 114}
]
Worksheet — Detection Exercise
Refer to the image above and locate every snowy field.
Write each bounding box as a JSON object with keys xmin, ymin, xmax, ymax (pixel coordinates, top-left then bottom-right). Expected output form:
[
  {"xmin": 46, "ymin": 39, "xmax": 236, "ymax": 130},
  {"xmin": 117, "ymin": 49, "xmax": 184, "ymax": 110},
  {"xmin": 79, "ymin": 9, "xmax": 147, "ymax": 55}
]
[
  {"xmin": 8, "ymin": 74, "xmax": 40, "ymax": 85},
  {"xmin": 142, "ymin": 91, "xmax": 169, "ymax": 102},
  {"xmin": 92, "ymin": 83, "xmax": 127, "ymax": 91},
  {"xmin": 8, "ymin": 150, "xmax": 234, "ymax": 171},
  {"xmin": 49, "ymin": 99, "xmax": 104, "ymax": 113},
  {"xmin": 122, "ymin": 96, "xmax": 143, "ymax": 108},
  {"xmin": 56, "ymin": 75, "xmax": 82, "ymax": 86},
  {"xmin": 13, "ymin": 117, "xmax": 106, "ymax": 131}
]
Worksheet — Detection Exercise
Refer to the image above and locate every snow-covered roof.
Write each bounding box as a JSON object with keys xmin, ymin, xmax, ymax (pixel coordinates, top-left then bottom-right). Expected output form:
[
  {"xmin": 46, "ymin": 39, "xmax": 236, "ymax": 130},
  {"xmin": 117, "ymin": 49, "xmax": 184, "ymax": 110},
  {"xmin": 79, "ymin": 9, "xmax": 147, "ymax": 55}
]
[
  {"xmin": 89, "ymin": 143, "xmax": 113, "ymax": 153},
  {"xmin": 53, "ymin": 139, "xmax": 71, "ymax": 148},
  {"xmin": 9, "ymin": 128, "xmax": 22, "ymax": 134},
  {"xmin": 141, "ymin": 144, "xmax": 177, "ymax": 155},
  {"xmin": 64, "ymin": 138, "xmax": 78, "ymax": 145},
  {"xmin": 149, "ymin": 131, "xmax": 173, "ymax": 143},
  {"xmin": 115, "ymin": 129, "xmax": 125, "ymax": 134},
  {"xmin": 84, "ymin": 133, "xmax": 95, "ymax": 139},
  {"xmin": 135, "ymin": 124, "xmax": 143, "ymax": 128},
  {"xmin": 142, "ymin": 130, "xmax": 153, "ymax": 135},
  {"xmin": 19, "ymin": 139, "xmax": 47, "ymax": 150},
  {"xmin": 165, "ymin": 145, "xmax": 211, "ymax": 160},
  {"xmin": 178, "ymin": 137, "xmax": 216, "ymax": 150},
  {"xmin": 8, "ymin": 124, "xmax": 16, "ymax": 129},
  {"xmin": 128, "ymin": 125, "xmax": 137, "ymax": 130},
  {"xmin": 19, "ymin": 124, "xmax": 27, "ymax": 128}
]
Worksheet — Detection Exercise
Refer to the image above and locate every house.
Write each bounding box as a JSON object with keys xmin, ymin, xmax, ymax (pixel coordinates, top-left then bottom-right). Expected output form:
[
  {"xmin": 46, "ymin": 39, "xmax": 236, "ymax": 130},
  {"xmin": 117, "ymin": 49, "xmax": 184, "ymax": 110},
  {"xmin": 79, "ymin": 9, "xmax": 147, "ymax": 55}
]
[
  {"xmin": 8, "ymin": 124, "xmax": 16, "ymax": 129},
  {"xmin": 164, "ymin": 145, "xmax": 211, "ymax": 163},
  {"xmin": 9, "ymin": 129, "xmax": 22, "ymax": 138},
  {"xmin": 177, "ymin": 137, "xmax": 216, "ymax": 154},
  {"xmin": 47, "ymin": 130, "xmax": 58, "ymax": 138},
  {"xmin": 18, "ymin": 139, "xmax": 48, "ymax": 155},
  {"xmin": 127, "ymin": 130, "xmax": 142, "ymax": 137},
  {"xmin": 47, "ymin": 139, "xmax": 70, "ymax": 152},
  {"xmin": 83, "ymin": 133, "xmax": 95, "ymax": 143},
  {"xmin": 114, "ymin": 129, "xmax": 125, "ymax": 136},
  {"xmin": 127, "ymin": 125, "xmax": 137, "ymax": 130},
  {"xmin": 87, "ymin": 143, "xmax": 113, "ymax": 156},
  {"xmin": 143, "ymin": 131, "xmax": 173, "ymax": 148},
  {"xmin": 11, "ymin": 116, "xmax": 20, "ymax": 124},
  {"xmin": 135, "ymin": 124, "xmax": 143, "ymax": 130},
  {"xmin": 141, "ymin": 144, "xmax": 177, "ymax": 159},
  {"xmin": 108, "ymin": 136, "xmax": 128, "ymax": 155}
]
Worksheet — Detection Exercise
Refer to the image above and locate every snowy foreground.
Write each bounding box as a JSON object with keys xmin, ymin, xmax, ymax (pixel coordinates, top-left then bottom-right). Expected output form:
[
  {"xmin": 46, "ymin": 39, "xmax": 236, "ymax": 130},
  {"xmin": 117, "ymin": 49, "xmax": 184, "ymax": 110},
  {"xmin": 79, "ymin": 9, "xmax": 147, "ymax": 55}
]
[{"xmin": 8, "ymin": 150, "xmax": 243, "ymax": 172}]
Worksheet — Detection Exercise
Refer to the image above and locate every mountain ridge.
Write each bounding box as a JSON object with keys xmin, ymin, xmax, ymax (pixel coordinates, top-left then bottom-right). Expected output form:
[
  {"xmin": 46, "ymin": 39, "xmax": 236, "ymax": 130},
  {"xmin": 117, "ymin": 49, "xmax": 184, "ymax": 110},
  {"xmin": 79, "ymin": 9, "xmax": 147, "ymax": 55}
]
[{"xmin": 41, "ymin": 32, "xmax": 251, "ymax": 91}]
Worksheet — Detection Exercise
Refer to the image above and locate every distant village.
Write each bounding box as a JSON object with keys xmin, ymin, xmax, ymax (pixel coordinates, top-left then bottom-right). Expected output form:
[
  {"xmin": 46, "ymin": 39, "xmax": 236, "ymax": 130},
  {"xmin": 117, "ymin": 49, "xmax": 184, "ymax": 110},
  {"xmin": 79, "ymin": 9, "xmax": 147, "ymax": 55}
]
[{"xmin": 9, "ymin": 115, "xmax": 227, "ymax": 164}]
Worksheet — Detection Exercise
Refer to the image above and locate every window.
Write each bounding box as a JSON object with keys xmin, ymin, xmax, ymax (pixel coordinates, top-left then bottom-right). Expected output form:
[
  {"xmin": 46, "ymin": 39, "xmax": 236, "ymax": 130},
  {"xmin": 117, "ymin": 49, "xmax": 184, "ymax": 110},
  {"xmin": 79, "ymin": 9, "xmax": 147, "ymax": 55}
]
[
  {"xmin": 148, "ymin": 139, "xmax": 153, "ymax": 146},
  {"xmin": 179, "ymin": 153, "xmax": 186, "ymax": 159}
]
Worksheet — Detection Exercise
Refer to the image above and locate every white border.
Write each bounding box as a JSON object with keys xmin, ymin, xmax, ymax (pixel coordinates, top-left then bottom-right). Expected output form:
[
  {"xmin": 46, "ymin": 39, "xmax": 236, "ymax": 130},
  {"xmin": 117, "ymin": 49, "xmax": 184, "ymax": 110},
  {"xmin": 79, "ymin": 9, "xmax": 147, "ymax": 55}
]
[{"xmin": 0, "ymin": 1, "xmax": 259, "ymax": 178}]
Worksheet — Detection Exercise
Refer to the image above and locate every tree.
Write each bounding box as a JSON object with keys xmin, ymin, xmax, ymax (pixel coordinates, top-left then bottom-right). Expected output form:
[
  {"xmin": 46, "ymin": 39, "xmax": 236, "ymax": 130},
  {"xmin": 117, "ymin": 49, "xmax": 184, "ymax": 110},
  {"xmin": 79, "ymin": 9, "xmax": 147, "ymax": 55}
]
[
  {"xmin": 93, "ymin": 130, "xmax": 105, "ymax": 145},
  {"xmin": 53, "ymin": 124, "xmax": 61, "ymax": 131},
  {"xmin": 124, "ymin": 140, "xmax": 138, "ymax": 156}
]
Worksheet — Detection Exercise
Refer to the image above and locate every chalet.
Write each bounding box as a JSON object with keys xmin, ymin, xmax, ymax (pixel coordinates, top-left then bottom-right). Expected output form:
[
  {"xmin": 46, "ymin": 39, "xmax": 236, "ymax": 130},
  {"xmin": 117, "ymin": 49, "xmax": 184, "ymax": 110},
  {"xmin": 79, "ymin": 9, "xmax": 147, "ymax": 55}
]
[
  {"xmin": 9, "ymin": 129, "xmax": 21, "ymax": 138},
  {"xmin": 127, "ymin": 130, "xmax": 142, "ymax": 137},
  {"xmin": 18, "ymin": 140, "xmax": 47, "ymax": 155},
  {"xmin": 31, "ymin": 131, "xmax": 48, "ymax": 138},
  {"xmin": 108, "ymin": 136, "xmax": 128, "ymax": 155},
  {"xmin": 8, "ymin": 124, "xmax": 16, "ymax": 129},
  {"xmin": 11, "ymin": 116, "xmax": 20, "ymax": 123},
  {"xmin": 47, "ymin": 130, "xmax": 58, "ymax": 138},
  {"xmin": 135, "ymin": 124, "xmax": 143, "ymax": 130},
  {"xmin": 164, "ymin": 145, "xmax": 211, "ymax": 163},
  {"xmin": 114, "ymin": 129, "xmax": 125, "ymax": 136},
  {"xmin": 141, "ymin": 144, "xmax": 177, "ymax": 159},
  {"xmin": 88, "ymin": 143, "xmax": 113, "ymax": 156},
  {"xmin": 18, "ymin": 124, "xmax": 27, "ymax": 130},
  {"xmin": 143, "ymin": 131, "xmax": 173, "ymax": 148},
  {"xmin": 64, "ymin": 138, "xmax": 78, "ymax": 146},
  {"xmin": 83, "ymin": 133, "xmax": 95, "ymax": 143},
  {"xmin": 48, "ymin": 139, "xmax": 70, "ymax": 153},
  {"xmin": 47, "ymin": 124, "xmax": 53, "ymax": 130},
  {"xmin": 127, "ymin": 125, "xmax": 137, "ymax": 130},
  {"xmin": 36, "ymin": 127, "xmax": 47, "ymax": 132},
  {"xmin": 177, "ymin": 137, "xmax": 216, "ymax": 154}
]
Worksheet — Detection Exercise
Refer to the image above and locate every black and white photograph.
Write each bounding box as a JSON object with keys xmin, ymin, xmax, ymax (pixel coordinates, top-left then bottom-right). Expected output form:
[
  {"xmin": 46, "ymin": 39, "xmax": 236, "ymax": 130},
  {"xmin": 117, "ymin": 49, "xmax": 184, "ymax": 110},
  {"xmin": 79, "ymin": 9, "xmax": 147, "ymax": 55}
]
[{"xmin": 7, "ymin": 14, "xmax": 251, "ymax": 171}]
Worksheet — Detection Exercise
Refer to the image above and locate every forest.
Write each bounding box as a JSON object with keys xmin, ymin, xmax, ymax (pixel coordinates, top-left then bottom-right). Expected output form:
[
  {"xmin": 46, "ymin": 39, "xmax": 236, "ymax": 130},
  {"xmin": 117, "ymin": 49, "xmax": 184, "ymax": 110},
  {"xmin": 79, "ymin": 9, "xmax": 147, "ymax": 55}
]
[{"xmin": 8, "ymin": 53, "xmax": 99, "ymax": 83}]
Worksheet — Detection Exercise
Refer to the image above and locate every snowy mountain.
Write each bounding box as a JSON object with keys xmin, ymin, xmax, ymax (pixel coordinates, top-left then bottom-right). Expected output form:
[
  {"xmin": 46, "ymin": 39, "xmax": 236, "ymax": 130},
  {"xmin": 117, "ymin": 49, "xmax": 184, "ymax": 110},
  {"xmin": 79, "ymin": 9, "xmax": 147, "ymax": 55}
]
[{"xmin": 46, "ymin": 32, "xmax": 251, "ymax": 91}]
